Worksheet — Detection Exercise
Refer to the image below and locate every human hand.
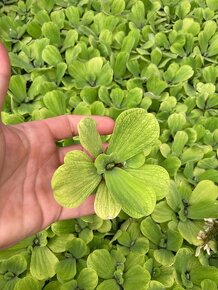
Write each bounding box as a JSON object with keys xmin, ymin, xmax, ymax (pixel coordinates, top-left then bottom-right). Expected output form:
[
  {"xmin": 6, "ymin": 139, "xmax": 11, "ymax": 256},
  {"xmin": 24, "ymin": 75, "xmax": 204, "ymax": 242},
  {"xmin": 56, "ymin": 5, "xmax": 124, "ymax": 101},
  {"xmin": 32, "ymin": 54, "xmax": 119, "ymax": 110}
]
[{"xmin": 0, "ymin": 43, "xmax": 114, "ymax": 250}]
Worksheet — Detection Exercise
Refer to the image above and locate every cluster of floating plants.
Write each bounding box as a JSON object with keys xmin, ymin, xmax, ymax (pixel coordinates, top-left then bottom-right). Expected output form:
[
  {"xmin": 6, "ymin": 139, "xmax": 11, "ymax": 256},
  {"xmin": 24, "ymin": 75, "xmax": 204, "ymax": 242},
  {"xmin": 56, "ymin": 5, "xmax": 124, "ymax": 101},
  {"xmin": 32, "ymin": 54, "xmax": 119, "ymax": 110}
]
[{"xmin": 1, "ymin": 0, "xmax": 218, "ymax": 289}]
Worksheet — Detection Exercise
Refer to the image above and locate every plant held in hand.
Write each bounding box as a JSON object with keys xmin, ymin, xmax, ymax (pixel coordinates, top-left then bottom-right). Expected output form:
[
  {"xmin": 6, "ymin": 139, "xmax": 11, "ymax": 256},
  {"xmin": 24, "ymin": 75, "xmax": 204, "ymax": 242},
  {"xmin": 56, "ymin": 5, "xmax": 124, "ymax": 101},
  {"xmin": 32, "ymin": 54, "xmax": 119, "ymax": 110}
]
[{"xmin": 52, "ymin": 108, "xmax": 169, "ymax": 219}]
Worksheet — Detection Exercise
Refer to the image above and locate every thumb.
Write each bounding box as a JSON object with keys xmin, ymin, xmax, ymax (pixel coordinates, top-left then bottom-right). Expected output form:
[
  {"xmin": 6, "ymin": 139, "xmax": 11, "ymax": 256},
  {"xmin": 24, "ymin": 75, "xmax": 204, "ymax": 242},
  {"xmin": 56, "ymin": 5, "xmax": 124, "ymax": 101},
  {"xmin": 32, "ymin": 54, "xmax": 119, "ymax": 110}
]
[{"xmin": 0, "ymin": 42, "xmax": 11, "ymax": 112}]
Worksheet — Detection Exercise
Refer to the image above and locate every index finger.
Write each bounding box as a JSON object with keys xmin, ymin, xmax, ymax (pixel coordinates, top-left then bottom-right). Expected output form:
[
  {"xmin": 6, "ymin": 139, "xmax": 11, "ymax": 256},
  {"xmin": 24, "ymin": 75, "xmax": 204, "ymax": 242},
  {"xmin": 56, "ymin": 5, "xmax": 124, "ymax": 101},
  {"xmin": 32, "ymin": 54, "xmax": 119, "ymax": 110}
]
[{"xmin": 37, "ymin": 114, "xmax": 114, "ymax": 140}]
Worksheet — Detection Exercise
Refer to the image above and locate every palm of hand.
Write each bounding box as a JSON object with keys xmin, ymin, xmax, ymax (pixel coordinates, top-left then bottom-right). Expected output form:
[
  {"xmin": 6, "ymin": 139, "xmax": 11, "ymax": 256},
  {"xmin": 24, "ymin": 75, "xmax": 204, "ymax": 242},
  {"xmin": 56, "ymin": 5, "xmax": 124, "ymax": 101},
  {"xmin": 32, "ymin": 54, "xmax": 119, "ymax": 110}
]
[
  {"xmin": 0, "ymin": 43, "xmax": 114, "ymax": 249},
  {"xmin": 0, "ymin": 118, "xmax": 94, "ymax": 249}
]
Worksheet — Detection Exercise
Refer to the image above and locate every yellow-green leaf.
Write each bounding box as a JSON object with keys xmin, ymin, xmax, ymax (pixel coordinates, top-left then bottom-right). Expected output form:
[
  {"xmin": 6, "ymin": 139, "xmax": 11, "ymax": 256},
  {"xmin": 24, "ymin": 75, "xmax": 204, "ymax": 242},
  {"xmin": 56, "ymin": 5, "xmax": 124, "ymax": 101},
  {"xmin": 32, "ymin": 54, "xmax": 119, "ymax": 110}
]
[
  {"xmin": 52, "ymin": 151, "xmax": 101, "ymax": 208},
  {"xmin": 107, "ymin": 108, "xmax": 159, "ymax": 162},
  {"xmin": 94, "ymin": 181, "xmax": 121, "ymax": 219},
  {"xmin": 78, "ymin": 118, "xmax": 103, "ymax": 158},
  {"xmin": 126, "ymin": 164, "xmax": 170, "ymax": 200},
  {"xmin": 105, "ymin": 168, "xmax": 156, "ymax": 218}
]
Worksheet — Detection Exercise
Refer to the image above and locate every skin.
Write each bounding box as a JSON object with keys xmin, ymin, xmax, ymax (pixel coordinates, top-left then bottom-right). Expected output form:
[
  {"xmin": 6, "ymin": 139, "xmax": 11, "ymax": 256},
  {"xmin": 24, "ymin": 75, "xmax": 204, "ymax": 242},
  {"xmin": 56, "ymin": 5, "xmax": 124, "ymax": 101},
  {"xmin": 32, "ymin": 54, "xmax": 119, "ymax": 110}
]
[{"xmin": 0, "ymin": 43, "xmax": 114, "ymax": 250}]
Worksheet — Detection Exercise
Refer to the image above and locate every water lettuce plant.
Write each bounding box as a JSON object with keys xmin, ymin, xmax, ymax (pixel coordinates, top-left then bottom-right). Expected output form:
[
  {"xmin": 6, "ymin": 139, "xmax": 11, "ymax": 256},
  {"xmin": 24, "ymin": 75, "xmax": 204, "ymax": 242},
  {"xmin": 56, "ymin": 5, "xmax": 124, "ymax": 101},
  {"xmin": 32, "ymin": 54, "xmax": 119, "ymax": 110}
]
[
  {"xmin": 1, "ymin": 0, "xmax": 218, "ymax": 289},
  {"xmin": 52, "ymin": 108, "xmax": 170, "ymax": 219}
]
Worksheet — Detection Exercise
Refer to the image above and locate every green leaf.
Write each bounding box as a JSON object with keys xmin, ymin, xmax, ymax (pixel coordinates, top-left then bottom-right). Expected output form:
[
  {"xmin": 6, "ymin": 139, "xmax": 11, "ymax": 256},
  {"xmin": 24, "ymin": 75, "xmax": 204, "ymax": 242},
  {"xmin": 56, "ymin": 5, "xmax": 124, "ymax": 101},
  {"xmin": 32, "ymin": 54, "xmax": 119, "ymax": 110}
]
[
  {"xmin": 87, "ymin": 57, "xmax": 104, "ymax": 76},
  {"xmin": 154, "ymin": 249, "xmax": 175, "ymax": 267},
  {"xmin": 14, "ymin": 277, "xmax": 41, "ymax": 290},
  {"xmin": 191, "ymin": 266, "xmax": 218, "ymax": 285},
  {"xmin": 201, "ymin": 279, "xmax": 217, "ymax": 290},
  {"xmin": 42, "ymin": 45, "xmax": 62, "ymax": 66},
  {"xmin": 94, "ymin": 181, "xmax": 121, "ymax": 220},
  {"xmin": 152, "ymin": 201, "xmax": 174, "ymax": 223},
  {"xmin": 43, "ymin": 90, "xmax": 66, "ymax": 116},
  {"xmin": 124, "ymin": 252, "xmax": 144, "ymax": 271},
  {"xmin": 56, "ymin": 62, "xmax": 67, "ymax": 85},
  {"xmin": 147, "ymin": 76, "xmax": 168, "ymax": 96},
  {"xmin": 87, "ymin": 249, "xmax": 116, "ymax": 279},
  {"xmin": 27, "ymin": 20, "xmax": 42, "ymax": 39},
  {"xmin": 121, "ymin": 30, "xmax": 138, "ymax": 53},
  {"xmin": 207, "ymin": 93, "xmax": 218, "ymax": 108},
  {"xmin": 4, "ymin": 255, "xmax": 27, "ymax": 276},
  {"xmin": 28, "ymin": 75, "xmax": 55, "ymax": 99},
  {"xmin": 126, "ymin": 164, "xmax": 170, "ymax": 200},
  {"xmin": 168, "ymin": 113, "xmax": 186, "ymax": 134},
  {"xmin": 149, "ymin": 281, "xmax": 166, "ymax": 290},
  {"xmin": 80, "ymin": 87, "xmax": 98, "ymax": 104},
  {"xmin": 52, "ymin": 151, "xmax": 101, "ymax": 208},
  {"xmin": 47, "ymin": 234, "xmax": 74, "ymax": 253},
  {"xmin": 74, "ymin": 102, "xmax": 91, "ymax": 115},
  {"xmin": 129, "ymin": 1, "xmax": 145, "ymax": 28},
  {"xmin": 197, "ymin": 82, "xmax": 215, "ymax": 95},
  {"xmin": 181, "ymin": 146, "xmax": 205, "ymax": 163},
  {"xmin": 65, "ymin": 6, "xmax": 80, "ymax": 26},
  {"xmin": 204, "ymin": 21, "xmax": 217, "ymax": 42},
  {"xmin": 164, "ymin": 63, "xmax": 180, "ymax": 82},
  {"xmin": 97, "ymin": 279, "xmax": 119, "ymax": 290},
  {"xmin": 123, "ymin": 265, "xmax": 150, "ymax": 290},
  {"xmin": 166, "ymin": 181, "xmax": 182, "ymax": 212},
  {"xmin": 110, "ymin": 88, "xmax": 125, "ymax": 108},
  {"xmin": 105, "ymin": 168, "xmax": 156, "ymax": 218},
  {"xmin": 30, "ymin": 246, "xmax": 59, "ymax": 280},
  {"xmin": 188, "ymin": 200, "xmax": 218, "ymax": 219},
  {"xmin": 2, "ymin": 112, "xmax": 24, "ymax": 125},
  {"xmin": 174, "ymin": 248, "xmax": 194, "ymax": 273},
  {"xmin": 51, "ymin": 220, "xmax": 75, "ymax": 235},
  {"xmin": 140, "ymin": 217, "xmax": 162, "ymax": 245},
  {"xmin": 79, "ymin": 228, "xmax": 93, "ymax": 244},
  {"xmin": 197, "ymin": 157, "xmax": 218, "ymax": 170},
  {"xmin": 207, "ymin": 39, "xmax": 218, "ymax": 57},
  {"xmin": 67, "ymin": 238, "xmax": 88, "ymax": 259},
  {"xmin": 131, "ymin": 237, "xmax": 149, "ymax": 255},
  {"xmin": 127, "ymin": 58, "xmax": 140, "ymax": 77},
  {"xmin": 96, "ymin": 62, "xmax": 113, "ymax": 86},
  {"xmin": 113, "ymin": 51, "xmax": 129, "ymax": 78},
  {"xmin": 9, "ymin": 52, "xmax": 34, "ymax": 72},
  {"xmin": 30, "ymin": 39, "xmax": 49, "ymax": 66},
  {"xmin": 43, "ymin": 281, "xmax": 62, "ymax": 290},
  {"xmin": 198, "ymin": 169, "xmax": 218, "ymax": 183},
  {"xmin": 178, "ymin": 220, "xmax": 202, "ymax": 245},
  {"xmin": 50, "ymin": 8, "xmax": 64, "ymax": 25},
  {"xmin": 176, "ymin": 1, "xmax": 191, "ymax": 18},
  {"xmin": 41, "ymin": 22, "xmax": 61, "ymax": 46},
  {"xmin": 159, "ymin": 143, "xmax": 171, "ymax": 158},
  {"xmin": 107, "ymin": 109, "xmax": 159, "ymax": 162},
  {"xmin": 56, "ymin": 258, "xmax": 76, "ymax": 282},
  {"xmin": 206, "ymin": 0, "xmax": 218, "ymax": 10},
  {"xmin": 167, "ymin": 228, "xmax": 183, "ymax": 252},
  {"xmin": 78, "ymin": 118, "xmax": 103, "ymax": 158},
  {"xmin": 176, "ymin": 18, "xmax": 200, "ymax": 35},
  {"xmin": 123, "ymin": 88, "xmax": 143, "ymax": 108},
  {"xmin": 61, "ymin": 280, "xmax": 77, "ymax": 290},
  {"xmin": 91, "ymin": 101, "xmax": 105, "ymax": 115},
  {"xmin": 77, "ymin": 268, "xmax": 98, "ymax": 290},
  {"xmin": 107, "ymin": 0, "xmax": 125, "ymax": 15},
  {"xmin": 172, "ymin": 65, "xmax": 194, "ymax": 83},
  {"xmin": 125, "ymin": 152, "xmax": 145, "ymax": 169},
  {"xmin": 172, "ymin": 131, "xmax": 188, "ymax": 156},
  {"xmin": 62, "ymin": 30, "xmax": 78, "ymax": 51},
  {"xmin": 151, "ymin": 47, "xmax": 162, "ymax": 66},
  {"xmin": 161, "ymin": 156, "xmax": 181, "ymax": 177},
  {"xmin": 69, "ymin": 58, "xmax": 112, "ymax": 88},
  {"xmin": 189, "ymin": 180, "xmax": 218, "ymax": 204},
  {"xmin": 0, "ymin": 278, "xmax": 19, "ymax": 290},
  {"xmin": 9, "ymin": 75, "xmax": 27, "ymax": 103}
]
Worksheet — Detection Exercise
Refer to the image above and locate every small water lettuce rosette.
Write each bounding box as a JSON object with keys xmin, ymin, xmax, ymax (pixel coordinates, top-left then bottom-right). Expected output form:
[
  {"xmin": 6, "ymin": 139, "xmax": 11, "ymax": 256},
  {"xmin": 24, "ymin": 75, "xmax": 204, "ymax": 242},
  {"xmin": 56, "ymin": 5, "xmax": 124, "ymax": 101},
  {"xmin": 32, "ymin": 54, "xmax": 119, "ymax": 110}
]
[{"xmin": 51, "ymin": 108, "xmax": 170, "ymax": 219}]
